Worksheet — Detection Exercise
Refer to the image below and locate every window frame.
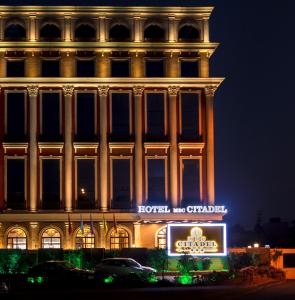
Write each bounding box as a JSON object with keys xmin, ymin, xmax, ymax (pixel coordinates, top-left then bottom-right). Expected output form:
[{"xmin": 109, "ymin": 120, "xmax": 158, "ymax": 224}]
[
  {"xmin": 41, "ymin": 228, "xmax": 62, "ymax": 249},
  {"xmin": 179, "ymin": 156, "xmax": 203, "ymax": 205},
  {"xmin": 110, "ymin": 156, "xmax": 133, "ymax": 209},
  {"xmin": 41, "ymin": 58, "xmax": 61, "ymax": 77},
  {"xmin": 179, "ymin": 58, "xmax": 200, "ymax": 77},
  {"xmin": 145, "ymin": 156, "xmax": 168, "ymax": 204},
  {"xmin": 144, "ymin": 58, "xmax": 166, "ymax": 77},
  {"xmin": 6, "ymin": 59, "xmax": 25, "ymax": 77},
  {"xmin": 155, "ymin": 226, "xmax": 167, "ymax": 249},
  {"xmin": 109, "ymin": 227, "xmax": 130, "ymax": 249},
  {"xmin": 75, "ymin": 57, "xmax": 96, "ymax": 77},
  {"xmin": 144, "ymin": 90, "xmax": 168, "ymax": 137},
  {"xmin": 179, "ymin": 90, "xmax": 202, "ymax": 138},
  {"xmin": 110, "ymin": 58, "xmax": 130, "ymax": 77},
  {"xmin": 39, "ymin": 90, "xmax": 62, "ymax": 137},
  {"xmin": 4, "ymin": 156, "xmax": 27, "ymax": 209},
  {"xmin": 7, "ymin": 228, "xmax": 27, "ymax": 250},
  {"xmin": 4, "ymin": 89, "xmax": 27, "ymax": 136}
]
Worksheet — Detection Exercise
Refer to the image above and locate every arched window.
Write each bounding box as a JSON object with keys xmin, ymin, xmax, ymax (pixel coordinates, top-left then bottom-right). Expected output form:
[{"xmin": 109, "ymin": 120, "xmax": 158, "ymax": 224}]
[
  {"xmin": 75, "ymin": 225, "xmax": 95, "ymax": 249},
  {"xmin": 4, "ymin": 24, "xmax": 26, "ymax": 40},
  {"xmin": 109, "ymin": 24, "xmax": 130, "ymax": 41},
  {"xmin": 178, "ymin": 25, "xmax": 200, "ymax": 41},
  {"xmin": 41, "ymin": 228, "xmax": 61, "ymax": 249},
  {"xmin": 7, "ymin": 228, "xmax": 27, "ymax": 249},
  {"xmin": 156, "ymin": 226, "xmax": 167, "ymax": 249},
  {"xmin": 75, "ymin": 24, "xmax": 96, "ymax": 40},
  {"xmin": 40, "ymin": 24, "xmax": 61, "ymax": 39},
  {"xmin": 144, "ymin": 24, "xmax": 165, "ymax": 41},
  {"xmin": 110, "ymin": 227, "xmax": 129, "ymax": 249}
]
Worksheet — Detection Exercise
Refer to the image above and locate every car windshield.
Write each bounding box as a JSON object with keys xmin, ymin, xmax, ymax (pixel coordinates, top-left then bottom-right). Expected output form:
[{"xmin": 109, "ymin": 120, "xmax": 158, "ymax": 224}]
[{"xmin": 126, "ymin": 260, "xmax": 141, "ymax": 267}]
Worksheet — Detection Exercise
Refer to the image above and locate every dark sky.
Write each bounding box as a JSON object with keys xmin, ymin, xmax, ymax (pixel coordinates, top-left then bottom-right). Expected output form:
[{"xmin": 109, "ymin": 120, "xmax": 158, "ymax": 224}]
[{"xmin": 4, "ymin": 0, "xmax": 295, "ymax": 228}]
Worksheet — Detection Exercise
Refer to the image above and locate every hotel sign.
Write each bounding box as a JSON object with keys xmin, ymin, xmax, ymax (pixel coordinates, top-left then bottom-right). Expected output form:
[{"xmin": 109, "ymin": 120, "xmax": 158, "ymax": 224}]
[
  {"xmin": 137, "ymin": 205, "xmax": 227, "ymax": 214},
  {"xmin": 167, "ymin": 223, "xmax": 227, "ymax": 256}
]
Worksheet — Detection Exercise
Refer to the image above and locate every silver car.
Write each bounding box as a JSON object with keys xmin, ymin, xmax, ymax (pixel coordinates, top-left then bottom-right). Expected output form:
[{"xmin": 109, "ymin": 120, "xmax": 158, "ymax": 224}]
[{"xmin": 95, "ymin": 258, "xmax": 157, "ymax": 284}]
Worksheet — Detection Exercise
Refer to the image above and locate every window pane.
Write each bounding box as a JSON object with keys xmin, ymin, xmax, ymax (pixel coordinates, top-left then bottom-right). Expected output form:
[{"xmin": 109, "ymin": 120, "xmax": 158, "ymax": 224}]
[
  {"xmin": 76, "ymin": 59, "xmax": 95, "ymax": 77},
  {"xmin": 182, "ymin": 159, "xmax": 201, "ymax": 205},
  {"xmin": 145, "ymin": 60, "xmax": 164, "ymax": 77},
  {"xmin": 6, "ymin": 92, "xmax": 25, "ymax": 140},
  {"xmin": 111, "ymin": 60, "xmax": 129, "ymax": 77},
  {"xmin": 42, "ymin": 159, "xmax": 60, "ymax": 209},
  {"xmin": 42, "ymin": 60, "xmax": 60, "ymax": 77},
  {"xmin": 7, "ymin": 159, "xmax": 25, "ymax": 209},
  {"xmin": 146, "ymin": 93, "xmax": 165, "ymax": 138},
  {"xmin": 111, "ymin": 93, "xmax": 130, "ymax": 139},
  {"xmin": 77, "ymin": 159, "xmax": 95, "ymax": 209},
  {"xmin": 147, "ymin": 159, "xmax": 165, "ymax": 204},
  {"xmin": 181, "ymin": 93, "xmax": 199, "ymax": 140},
  {"xmin": 181, "ymin": 60, "xmax": 199, "ymax": 77},
  {"xmin": 112, "ymin": 159, "xmax": 131, "ymax": 209},
  {"xmin": 76, "ymin": 93, "xmax": 95, "ymax": 141},
  {"xmin": 41, "ymin": 93, "xmax": 60, "ymax": 141},
  {"xmin": 6, "ymin": 60, "xmax": 25, "ymax": 77}
]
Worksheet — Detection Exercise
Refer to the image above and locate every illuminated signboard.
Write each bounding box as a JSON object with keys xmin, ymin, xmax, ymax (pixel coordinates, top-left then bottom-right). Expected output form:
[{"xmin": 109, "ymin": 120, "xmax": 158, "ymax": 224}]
[
  {"xmin": 167, "ymin": 223, "xmax": 227, "ymax": 257},
  {"xmin": 137, "ymin": 205, "xmax": 227, "ymax": 214}
]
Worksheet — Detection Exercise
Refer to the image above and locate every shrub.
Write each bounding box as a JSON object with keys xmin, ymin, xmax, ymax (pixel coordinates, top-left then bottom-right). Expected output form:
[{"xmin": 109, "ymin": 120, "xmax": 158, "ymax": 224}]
[
  {"xmin": 177, "ymin": 255, "xmax": 196, "ymax": 276},
  {"xmin": 228, "ymin": 253, "xmax": 254, "ymax": 270}
]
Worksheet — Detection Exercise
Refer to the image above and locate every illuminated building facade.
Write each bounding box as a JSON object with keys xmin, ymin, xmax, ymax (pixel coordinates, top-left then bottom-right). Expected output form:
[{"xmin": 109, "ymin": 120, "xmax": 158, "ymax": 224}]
[{"xmin": 0, "ymin": 5, "xmax": 224, "ymax": 250}]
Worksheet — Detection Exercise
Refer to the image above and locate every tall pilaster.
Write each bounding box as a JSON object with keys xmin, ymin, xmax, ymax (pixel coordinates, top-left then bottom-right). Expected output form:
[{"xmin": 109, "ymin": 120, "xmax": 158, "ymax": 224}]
[
  {"xmin": 133, "ymin": 222, "xmax": 141, "ymax": 247},
  {"xmin": 166, "ymin": 52, "xmax": 179, "ymax": 77},
  {"xmin": 168, "ymin": 16, "xmax": 176, "ymax": 42},
  {"xmin": 98, "ymin": 86, "xmax": 109, "ymax": 211},
  {"xmin": 199, "ymin": 51, "xmax": 209, "ymax": 78},
  {"xmin": 99, "ymin": 221, "xmax": 106, "ymax": 248},
  {"xmin": 203, "ymin": 18, "xmax": 210, "ymax": 42},
  {"xmin": 29, "ymin": 222, "xmax": 39, "ymax": 249},
  {"xmin": 63, "ymin": 85, "xmax": 75, "ymax": 212},
  {"xmin": 133, "ymin": 86, "xmax": 144, "ymax": 207},
  {"xmin": 134, "ymin": 17, "xmax": 143, "ymax": 42},
  {"xmin": 29, "ymin": 15, "xmax": 37, "ymax": 41},
  {"xmin": 168, "ymin": 86, "xmax": 179, "ymax": 208},
  {"xmin": 205, "ymin": 86, "xmax": 217, "ymax": 205},
  {"xmin": 27, "ymin": 85, "xmax": 39, "ymax": 212}
]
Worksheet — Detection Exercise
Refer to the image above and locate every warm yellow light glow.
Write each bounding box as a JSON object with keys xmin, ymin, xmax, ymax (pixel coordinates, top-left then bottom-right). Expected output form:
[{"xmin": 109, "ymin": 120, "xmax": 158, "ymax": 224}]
[
  {"xmin": 81, "ymin": 188, "xmax": 86, "ymax": 194},
  {"xmin": 254, "ymin": 243, "xmax": 259, "ymax": 248}
]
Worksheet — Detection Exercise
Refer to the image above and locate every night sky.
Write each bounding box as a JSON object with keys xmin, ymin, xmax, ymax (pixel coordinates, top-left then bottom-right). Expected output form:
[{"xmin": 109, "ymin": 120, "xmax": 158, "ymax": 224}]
[{"xmin": 4, "ymin": 0, "xmax": 295, "ymax": 228}]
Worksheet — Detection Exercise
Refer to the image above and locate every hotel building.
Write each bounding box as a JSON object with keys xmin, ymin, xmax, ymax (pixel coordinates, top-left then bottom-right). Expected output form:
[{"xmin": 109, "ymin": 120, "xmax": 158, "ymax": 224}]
[{"xmin": 0, "ymin": 5, "xmax": 224, "ymax": 250}]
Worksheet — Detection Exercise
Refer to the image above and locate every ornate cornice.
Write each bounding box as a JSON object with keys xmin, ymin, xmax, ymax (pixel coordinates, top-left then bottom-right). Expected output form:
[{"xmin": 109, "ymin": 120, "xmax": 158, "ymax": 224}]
[
  {"xmin": 204, "ymin": 85, "xmax": 218, "ymax": 97},
  {"xmin": 62, "ymin": 85, "xmax": 74, "ymax": 96},
  {"xmin": 27, "ymin": 85, "xmax": 38, "ymax": 97},
  {"xmin": 168, "ymin": 86, "xmax": 180, "ymax": 96},
  {"xmin": 98, "ymin": 86, "xmax": 109, "ymax": 96},
  {"xmin": 133, "ymin": 86, "xmax": 145, "ymax": 96}
]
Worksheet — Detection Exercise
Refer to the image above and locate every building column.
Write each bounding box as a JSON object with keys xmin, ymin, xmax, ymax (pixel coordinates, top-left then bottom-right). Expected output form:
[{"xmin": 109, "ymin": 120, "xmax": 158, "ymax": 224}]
[
  {"xmin": 134, "ymin": 17, "xmax": 143, "ymax": 42},
  {"xmin": 29, "ymin": 222, "xmax": 39, "ymax": 249},
  {"xmin": 205, "ymin": 86, "xmax": 217, "ymax": 205},
  {"xmin": 27, "ymin": 85, "xmax": 39, "ymax": 212},
  {"xmin": 63, "ymin": 85, "xmax": 75, "ymax": 212},
  {"xmin": 29, "ymin": 15, "xmax": 37, "ymax": 41},
  {"xmin": 99, "ymin": 222, "xmax": 106, "ymax": 248},
  {"xmin": 203, "ymin": 18, "xmax": 210, "ymax": 42},
  {"xmin": 131, "ymin": 52, "xmax": 144, "ymax": 77},
  {"xmin": 199, "ymin": 51, "xmax": 209, "ymax": 78},
  {"xmin": 99, "ymin": 17, "xmax": 106, "ymax": 42},
  {"xmin": 26, "ymin": 52, "xmax": 40, "ymax": 77},
  {"xmin": 96, "ymin": 52, "xmax": 110, "ymax": 77},
  {"xmin": 0, "ymin": 17, "xmax": 3, "ymax": 41},
  {"xmin": 133, "ymin": 223, "xmax": 141, "ymax": 247},
  {"xmin": 168, "ymin": 86, "xmax": 179, "ymax": 208},
  {"xmin": 168, "ymin": 16, "xmax": 176, "ymax": 42},
  {"xmin": 166, "ymin": 52, "xmax": 179, "ymax": 77},
  {"xmin": 64, "ymin": 221, "xmax": 71, "ymax": 249},
  {"xmin": 64, "ymin": 16, "xmax": 72, "ymax": 42},
  {"xmin": 0, "ymin": 51, "xmax": 6, "ymax": 77},
  {"xmin": 133, "ymin": 87, "xmax": 144, "ymax": 207},
  {"xmin": 98, "ymin": 86, "xmax": 109, "ymax": 211},
  {"xmin": 61, "ymin": 51, "xmax": 75, "ymax": 77},
  {"xmin": 0, "ymin": 223, "xmax": 4, "ymax": 248}
]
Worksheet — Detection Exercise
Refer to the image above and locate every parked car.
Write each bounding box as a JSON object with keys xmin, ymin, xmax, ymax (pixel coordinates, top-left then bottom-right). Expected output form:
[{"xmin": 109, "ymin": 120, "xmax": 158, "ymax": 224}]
[
  {"xmin": 0, "ymin": 282, "xmax": 9, "ymax": 294},
  {"xmin": 28, "ymin": 261, "xmax": 94, "ymax": 286},
  {"xmin": 94, "ymin": 258, "xmax": 157, "ymax": 284}
]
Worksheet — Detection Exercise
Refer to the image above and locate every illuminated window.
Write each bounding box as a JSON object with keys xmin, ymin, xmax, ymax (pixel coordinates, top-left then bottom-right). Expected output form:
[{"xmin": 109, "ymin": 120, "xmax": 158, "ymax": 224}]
[
  {"xmin": 77, "ymin": 159, "xmax": 95, "ymax": 209},
  {"xmin": 40, "ymin": 92, "xmax": 61, "ymax": 141},
  {"xmin": 4, "ymin": 23, "xmax": 26, "ymax": 40},
  {"xmin": 145, "ymin": 59, "xmax": 164, "ymax": 77},
  {"xmin": 41, "ymin": 159, "xmax": 60, "ymax": 209},
  {"xmin": 182, "ymin": 159, "xmax": 201, "ymax": 205},
  {"xmin": 180, "ymin": 92, "xmax": 200, "ymax": 140},
  {"xmin": 7, "ymin": 228, "xmax": 27, "ymax": 249},
  {"xmin": 110, "ymin": 228, "xmax": 129, "ymax": 249},
  {"xmin": 111, "ymin": 159, "xmax": 131, "ymax": 209},
  {"xmin": 5, "ymin": 92, "xmax": 26, "ymax": 141},
  {"xmin": 147, "ymin": 159, "xmax": 166, "ymax": 204},
  {"xmin": 6, "ymin": 158, "xmax": 25, "ymax": 210},
  {"xmin": 6, "ymin": 60, "xmax": 25, "ymax": 77},
  {"xmin": 180, "ymin": 60, "xmax": 199, "ymax": 77},
  {"xmin": 156, "ymin": 226, "xmax": 167, "ymax": 249},
  {"xmin": 75, "ymin": 225, "xmax": 95, "ymax": 249},
  {"xmin": 178, "ymin": 25, "xmax": 200, "ymax": 41},
  {"xmin": 41, "ymin": 228, "xmax": 61, "ymax": 249}
]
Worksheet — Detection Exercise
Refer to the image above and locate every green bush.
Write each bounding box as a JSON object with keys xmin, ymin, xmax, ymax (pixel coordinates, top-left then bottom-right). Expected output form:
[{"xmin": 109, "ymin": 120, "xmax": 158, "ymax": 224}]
[
  {"xmin": 228, "ymin": 253, "xmax": 254, "ymax": 271},
  {"xmin": 177, "ymin": 255, "xmax": 197, "ymax": 275}
]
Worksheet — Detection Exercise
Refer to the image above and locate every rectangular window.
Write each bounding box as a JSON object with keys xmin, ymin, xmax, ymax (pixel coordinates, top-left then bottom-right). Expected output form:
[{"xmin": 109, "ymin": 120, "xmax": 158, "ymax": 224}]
[
  {"xmin": 181, "ymin": 92, "xmax": 200, "ymax": 140},
  {"xmin": 76, "ymin": 92, "xmax": 96, "ymax": 141},
  {"xmin": 182, "ymin": 159, "xmax": 201, "ymax": 205},
  {"xmin": 41, "ymin": 59, "xmax": 60, "ymax": 77},
  {"xmin": 6, "ymin": 159, "xmax": 25, "ymax": 210},
  {"xmin": 40, "ymin": 92, "xmax": 61, "ymax": 141},
  {"xmin": 42, "ymin": 159, "xmax": 60, "ymax": 209},
  {"xmin": 77, "ymin": 159, "xmax": 95, "ymax": 209},
  {"xmin": 111, "ymin": 59, "xmax": 130, "ymax": 77},
  {"xmin": 146, "ymin": 93, "xmax": 165, "ymax": 139},
  {"xmin": 6, "ymin": 60, "xmax": 25, "ymax": 77},
  {"xmin": 111, "ymin": 93, "xmax": 130, "ymax": 140},
  {"xmin": 112, "ymin": 159, "xmax": 131, "ymax": 209},
  {"xmin": 76, "ymin": 59, "xmax": 95, "ymax": 77},
  {"xmin": 180, "ymin": 60, "xmax": 199, "ymax": 77},
  {"xmin": 5, "ymin": 92, "xmax": 26, "ymax": 141},
  {"xmin": 147, "ymin": 159, "xmax": 166, "ymax": 204},
  {"xmin": 145, "ymin": 59, "xmax": 164, "ymax": 77}
]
